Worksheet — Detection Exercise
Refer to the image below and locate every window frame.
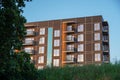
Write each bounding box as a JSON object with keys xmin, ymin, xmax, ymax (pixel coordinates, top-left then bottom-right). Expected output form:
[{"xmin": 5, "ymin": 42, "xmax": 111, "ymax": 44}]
[
  {"xmin": 39, "ymin": 47, "xmax": 44, "ymax": 54},
  {"xmin": 77, "ymin": 54, "xmax": 84, "ymax": 62},
  {"xmin": 40, "ymin": 28, "xmax": 45, "ymax": 35},
  {"xmin": 54, "ymin": 30, "xmax": 60, "ymax": 37}
]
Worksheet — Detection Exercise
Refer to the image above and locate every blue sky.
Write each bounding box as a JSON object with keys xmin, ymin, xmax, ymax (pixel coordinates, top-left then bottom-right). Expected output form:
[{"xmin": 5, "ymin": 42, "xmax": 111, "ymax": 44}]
[{"xmin": 23, "ymin": 0, "xmax": 120, "ymax": 63}]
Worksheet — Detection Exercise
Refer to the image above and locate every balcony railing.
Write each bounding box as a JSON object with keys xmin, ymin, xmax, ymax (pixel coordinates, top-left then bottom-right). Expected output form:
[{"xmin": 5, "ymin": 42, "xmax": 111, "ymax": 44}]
[
  {"xmin": 102, "ymin": 36, "xmax": 108, "ymax": 42},
  {"xmin": 103, "ymin": 55, "xmax": 109, "ymax": 63},
  {"xmin": 63, "ymin": 60, "xmax": 74, "ymax": 63},
  {"xmin": 102, "ymin": 26, "xmax": 108, "ymax": 32},
  {"xmin": 64, "ymin": 26, "xmax": 74, "ymax": 33},
  {"xmin": 64, "ymin": 36, "xmax": 75, "ymax": 42},
  {"xmin": 25, "ymin": 49, "xmax": 35, "ymax": 54},
  {"xmin": 23, "ymin": 40, "xmax": 34, "ymax": 45},
  {"xmin": 63, "ymin": 56, "xmax": 74, "ymax": 63},
  {"xmin": 64, "ymin": 47, "xmax": 75, "ymax": 52},
  {"xmin": 26, "ymin": 31, "xmax": 35, "ymax": 36},
  {"xmin": 103, "ymin": 45, "xmax": 109, "ymax": 52}
]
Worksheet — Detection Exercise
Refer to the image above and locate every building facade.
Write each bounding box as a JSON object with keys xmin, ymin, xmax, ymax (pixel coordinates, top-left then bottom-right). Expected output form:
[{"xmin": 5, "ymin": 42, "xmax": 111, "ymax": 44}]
[{"xmin": 24, "ymin": 15, "xmax": 110, "ymax": 69}]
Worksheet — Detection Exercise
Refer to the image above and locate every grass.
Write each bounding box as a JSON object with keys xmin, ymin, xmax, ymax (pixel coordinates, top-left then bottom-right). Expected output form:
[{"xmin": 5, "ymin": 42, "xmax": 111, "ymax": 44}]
[{"xmin": 37, "ymin": 63, "xmax": 120, "ymax": 80}]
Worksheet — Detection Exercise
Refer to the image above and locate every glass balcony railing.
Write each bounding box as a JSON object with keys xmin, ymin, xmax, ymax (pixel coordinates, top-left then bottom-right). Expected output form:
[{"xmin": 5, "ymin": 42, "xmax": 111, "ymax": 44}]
[
  {"xmin": 26, "ymin": 31, "xmax": 35, "ymax": 36},
  {"xmin": 23, "ymin": 40, "xmax": 34, "ymax": 45},
  {"xmin": 63, "ymin": 56, "xmax": 74, "ymax": 63},
  {"xmin": 64, "ymin": 25, "xmax": 74, "ymax": 33},
  {"xmin": 103, "ymin": 55, "xmax": 109, "ymax": 63},
  {"xmin": 24, "ymin": 49, "xmax": 35, "ymax": 54},
  {"xmin": 102, "ymin": 36, "xmax": 109, "ymax": 42},
  {"xmin": 64, "ymin": 36, "xmax": 75, "ymax": 42},
  {"xmin": 64, "ymin": 47, "xmax": 75, "ymax": 52},
  {"xmin": 102, "ymin": 26, "xmax": 108, "ymax": 32},
  {"xmin": 103, "ymin": 45, "xmax": 109, "ymax": 52}
]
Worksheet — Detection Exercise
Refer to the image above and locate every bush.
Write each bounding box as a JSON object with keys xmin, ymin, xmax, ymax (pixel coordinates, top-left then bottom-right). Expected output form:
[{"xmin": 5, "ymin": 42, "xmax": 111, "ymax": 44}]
[{"xmin": 38, "ymin": 63, "xmax": 120, "ymax": 80}]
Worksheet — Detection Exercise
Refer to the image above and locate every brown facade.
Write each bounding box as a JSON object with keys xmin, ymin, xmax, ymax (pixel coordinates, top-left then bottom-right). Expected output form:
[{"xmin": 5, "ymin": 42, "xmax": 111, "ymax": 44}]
[{"xmin": 24, "ymin": 15, "xmax": 110, "ymax": 69}]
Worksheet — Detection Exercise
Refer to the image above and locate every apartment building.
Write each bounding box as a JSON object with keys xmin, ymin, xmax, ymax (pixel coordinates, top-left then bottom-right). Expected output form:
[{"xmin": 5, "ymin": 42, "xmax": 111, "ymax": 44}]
[{"xmin": 24, "ymin": 15, "xmax": 110, "ymax": 69}]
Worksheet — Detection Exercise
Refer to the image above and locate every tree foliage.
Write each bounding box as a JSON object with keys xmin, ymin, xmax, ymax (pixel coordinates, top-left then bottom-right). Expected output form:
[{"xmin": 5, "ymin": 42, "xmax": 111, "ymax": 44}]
[{"xmin": 0, "ymin": 0, "xmax": 38, "ymax": 80}]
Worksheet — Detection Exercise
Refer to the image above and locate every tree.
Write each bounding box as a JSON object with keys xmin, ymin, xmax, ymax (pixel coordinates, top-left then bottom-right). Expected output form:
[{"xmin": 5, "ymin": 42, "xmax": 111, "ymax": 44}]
[{"xmin": 0, "ymin": 0, "xmax": 38, "ymax": 80}]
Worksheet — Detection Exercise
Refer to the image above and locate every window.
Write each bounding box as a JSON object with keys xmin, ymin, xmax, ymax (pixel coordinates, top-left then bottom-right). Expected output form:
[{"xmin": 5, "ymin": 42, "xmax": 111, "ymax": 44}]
[
  {"xmin": 94, "ymin": 43, "xmax": 101, "ymax": 51},
  {"xmin": 38, "ymin": 56, "xmax": 44, "ymax": 63},
  {"xmin": 67, "ymin": 25, "xmax": 72, "ymax": 31},
  {"xmin": 78, "ymin": 54, "xmax": 84, "ymax": 62},
  {"xmin": 24, "ymin": 47, "xmax": 33, "ymax": 53},
  {"xmin": 39, "ymin": 37, "xmax": 45, "ymax": 44},
  {"xmin": 78, "ymin": 34, "xmax": 84, "ymax": 41},
  {"xmin": 78, "ymin": 44, "xmax": 84, "ymax": 51},
  {"xmin": 25, "ymin": 38, "xmax": 34, "ymax": 44},
  {"xmin": 78, "ymin": 24, "xmax": 84, "ymax": 32},
  {"xmin": 95, "ymin": 53, "xmax": 101, "ymax": 61},
  {"xmin": 40, "ymin": 28, "xmax": 45, "ymax": 35},
  {"xmin": 38, "ymin": 66, "xmax": 44, "ymax": 69},
  {"xmin": 54, "ymin": 30, "xmax": 60, "ymax": 37},
  {"xmin": 66, "ymin": 55, "xmax": 74, "ymax": 61},
  {"xmin": 53, "ymin": 59, "xmax": 59, "ymax": 67},
  {"xmin": 39, "ymin": 47, "xmax": 44, "ymax": 54},
  {"xmin": 54, "ymin": 49, "xmax": 60, "ymax": 56},
  {"xmin": 94, "ymin": 33, "xmax": 100, "ymax": 41},
  {"xmin": 94, "ymin": 23, "xmax": 100, "ymax": 31},
  {"xmin": 54, "ymin": 40, "xmax": 60, "ymax": 47}
]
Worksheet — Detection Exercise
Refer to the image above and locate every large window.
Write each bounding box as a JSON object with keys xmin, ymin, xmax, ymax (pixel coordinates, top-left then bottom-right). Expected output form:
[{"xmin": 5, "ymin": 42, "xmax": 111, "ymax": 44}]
[
  {"xmin": 54, "ymin": 40, "xmax": 60, "ymax": 47},
  {"xmin": 78, "ymin": 24, "xmax": 84, "ymax": 32},
  {"xmin": 78, "ymin": 34, "xmax": 84, "ymax": 41},
  {"xmin": 77, "ymin": 54, "xmax": 84, "ymax": 62},
  {"xmin": 38, "ymin": 56, "xmax": 44, "ymax": 63},
  {"xmin": 54, "ymin": 49, "xmax": 60, "ymax": 56},
  {"xmin": 94, "ymin": 33, "xmax": 100, "ymax": 41},
  {"xmin": 94, "ymin": 43, "xmax": 101, "ymax": 51},
  {"xmin": 95, "ymin": 53, "xmax": 101, "ymax": 61},
  {"xmin": 40, "ymin": 28, "xmax": 45, "ymax": 35},
  {"xmin": 78, "ymin": 44, "xmax": 84, "ymax": 52},
  {"xmin": 39, "ymin": 37, "xmax": 45, "ymax": 44},
  {"xmin": 53, "ymin": 59, "xmax": 59, "ymax": 67},
  {"xmin": 39, "ymin": 47, "xmax": 44, "ymax": 54},
  {"xmin": 54, "ymin": 30, "xmax": 60, "ymax": 37},
  {"xmin": 94, "ymin": 23, "xmax": 100, "ymax": 31}
]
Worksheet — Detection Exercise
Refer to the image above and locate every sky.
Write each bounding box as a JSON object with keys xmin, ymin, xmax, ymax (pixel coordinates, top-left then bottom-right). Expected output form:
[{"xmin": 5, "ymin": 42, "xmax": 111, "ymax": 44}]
[{"xmin": 23, "ymin": 0, "xmax": 120, "ymax": 63}]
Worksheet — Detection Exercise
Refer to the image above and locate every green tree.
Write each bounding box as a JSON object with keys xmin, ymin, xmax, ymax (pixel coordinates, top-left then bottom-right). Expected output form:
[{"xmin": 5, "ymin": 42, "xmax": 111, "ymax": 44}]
[{"xmin": 0, "ymin": 0, "xmax": 38, "ymax": 80}]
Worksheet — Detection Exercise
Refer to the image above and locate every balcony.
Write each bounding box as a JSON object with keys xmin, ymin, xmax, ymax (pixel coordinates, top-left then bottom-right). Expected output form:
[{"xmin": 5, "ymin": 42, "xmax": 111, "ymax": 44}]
[
  {"xmin": 102, "ymin": 36, "xmax": 109, "ymax": 42},
  {"xmin": 26, "ymin": 31, "xmax": 35, "ymax": 36},
  {"xmin": 25, "ymin": 49, "xmax": 35, "ymax": 54},
  {"xmin": 103, "ymin": 45, "xmax": 109, "ymax": 52},
  {"xmin": 23, "ymin": 40, "xmax": 35, "ymax": 45},
  {"xmin": 103, "ymin": 55, "xmax": 109, "ymax": 63},
  {"xmin": 64, "ymin": 47, "xmax": 75, "ymax": 53},
  {"xmin": 102, "ymin": 26, "xmax": 108, "ymax": 33},
  {"xmin": 64, "ymin": 25, "xmax": 74, "ymax": 33},
  {"xmin": 63, "ymin": 60, "xmax": 74, "ymax": 64},
  {"xmin": 63, "ymin": 55, "xmax": 75, "ymax": 63},
  {"xmin": 64, "ymin": 36, "xmax": 75, "ymax": 43}
]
